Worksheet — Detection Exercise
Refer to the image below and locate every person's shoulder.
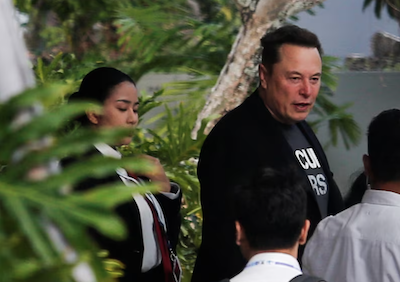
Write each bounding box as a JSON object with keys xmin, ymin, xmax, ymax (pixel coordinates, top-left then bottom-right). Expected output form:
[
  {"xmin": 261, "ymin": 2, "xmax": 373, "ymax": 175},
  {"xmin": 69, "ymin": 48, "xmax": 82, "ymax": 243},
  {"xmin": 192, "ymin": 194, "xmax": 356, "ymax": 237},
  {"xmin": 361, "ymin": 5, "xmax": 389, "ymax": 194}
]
[
  {"xmin": 315, "ymin": 213, "xmax": 342, "ymax": 231},
  {"xmin": 60, "ymin": 146, "xmax": 99, "ymax": 167},
  {"xmin": 208, "ymin": 93, "xmax": 265, "ymax": 137},
  {"xmin": 214, "ymin": 99, "xmax": 254, "ymax": 128},
  {"xmin": 289, "ymin": 274, "xmax": 327, "ymax": 282},
  {"xmin": 60, "ymin": 147, "xmax": 116, "ymax": 192},
  {"xmin": 312, "ymin": 206, "xmax": 359, "ymax": 239}
]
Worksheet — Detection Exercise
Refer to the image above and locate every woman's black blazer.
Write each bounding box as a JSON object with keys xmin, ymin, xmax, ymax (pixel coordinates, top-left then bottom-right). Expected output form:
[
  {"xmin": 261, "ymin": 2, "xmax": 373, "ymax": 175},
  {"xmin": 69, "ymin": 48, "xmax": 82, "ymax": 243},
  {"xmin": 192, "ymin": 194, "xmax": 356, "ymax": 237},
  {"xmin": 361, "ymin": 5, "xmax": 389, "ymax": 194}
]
[{"xmin": 62, "ymin": 149, "xmax": 182, "ymax": 282}]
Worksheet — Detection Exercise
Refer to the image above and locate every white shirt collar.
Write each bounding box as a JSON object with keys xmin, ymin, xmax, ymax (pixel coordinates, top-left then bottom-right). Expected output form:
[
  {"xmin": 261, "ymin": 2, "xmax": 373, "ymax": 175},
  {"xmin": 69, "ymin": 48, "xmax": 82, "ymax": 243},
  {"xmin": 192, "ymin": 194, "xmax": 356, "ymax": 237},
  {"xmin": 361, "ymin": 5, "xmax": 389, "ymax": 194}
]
[
  {"xmin": 246, "ymin": 252, "xmax": 301, "ymax": 272},
  {"xmin": 94, "ymin": 143, "xmax": 122, "ymax": 159},
  {"xmin": 362, "ymin": 189, "xmax": 400, "ymax": 207}
]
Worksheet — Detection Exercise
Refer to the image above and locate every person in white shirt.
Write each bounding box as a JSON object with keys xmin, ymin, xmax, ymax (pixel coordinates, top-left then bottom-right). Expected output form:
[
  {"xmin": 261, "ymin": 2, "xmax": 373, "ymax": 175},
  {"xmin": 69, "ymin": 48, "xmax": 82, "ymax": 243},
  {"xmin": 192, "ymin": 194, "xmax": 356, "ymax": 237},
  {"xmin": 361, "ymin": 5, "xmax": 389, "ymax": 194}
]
[
  {"xmin": 302, "ymin": 108, "xmax": 400, "ymax": 282},
  {"xmin": 224, "ymin": 167, "xmax": 325, "ymax": 282}
]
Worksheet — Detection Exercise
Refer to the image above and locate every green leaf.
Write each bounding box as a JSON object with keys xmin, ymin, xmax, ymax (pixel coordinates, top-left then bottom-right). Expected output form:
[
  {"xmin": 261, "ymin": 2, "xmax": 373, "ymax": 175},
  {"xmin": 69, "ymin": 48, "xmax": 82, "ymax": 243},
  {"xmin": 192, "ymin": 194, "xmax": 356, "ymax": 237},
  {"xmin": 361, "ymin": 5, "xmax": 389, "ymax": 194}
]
[
  {"xmin": 3, "ymin": 197, "xmax": 55, "ymax": 265},
  {"xmin": 69, "ymin": 182, "xmax": 159, "ymax": 209}
]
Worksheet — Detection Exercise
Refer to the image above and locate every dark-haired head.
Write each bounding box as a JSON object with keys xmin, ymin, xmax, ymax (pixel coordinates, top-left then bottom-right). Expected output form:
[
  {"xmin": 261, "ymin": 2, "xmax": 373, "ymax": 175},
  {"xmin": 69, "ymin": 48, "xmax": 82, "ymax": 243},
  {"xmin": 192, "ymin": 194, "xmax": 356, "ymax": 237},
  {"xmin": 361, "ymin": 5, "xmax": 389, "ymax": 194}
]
[
  {"xmin": 233, "ymin": 166, "xmax": 309, "ymax": 258},
  {"xmin": 68, "ymin": 67, "xmax": 136, "ymax": 126},
  {"xmin": 365, "ymin": 109, "xmax": 400, "ymax": 184},
  {"xmin": 67, "ymin": 67, "xmax": 139, "ymax": 146},
  {"xmin": 257, "ymin": 25, "xmax": 322, "ymax": 125},
  {"xmin": 260, "ymin": 25, "xmax": 322, "ymax": 75}
]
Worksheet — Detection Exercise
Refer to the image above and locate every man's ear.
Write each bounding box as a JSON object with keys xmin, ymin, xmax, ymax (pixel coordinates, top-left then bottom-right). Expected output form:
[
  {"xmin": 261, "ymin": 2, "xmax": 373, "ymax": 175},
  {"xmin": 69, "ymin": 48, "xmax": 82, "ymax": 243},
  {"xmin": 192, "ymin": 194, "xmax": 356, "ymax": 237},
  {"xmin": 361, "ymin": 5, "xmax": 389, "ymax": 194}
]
[
  {"xmin": 299, "ymin": 219, "xmax": 310, "ymax": 246},
  {"xmin": 235, "ymin": 221, "xmax": 245, "ymax": 246},
  {"xmin": 86, "ymin": 110, "xmax": 100, "ymax": 125},
  {"xmin": 363, "ymin": 154, "xmax": 372, "ymax": 179},
  {"xmin": 259, "ymin": 64, "xmax": 269, "ymax": 89}
]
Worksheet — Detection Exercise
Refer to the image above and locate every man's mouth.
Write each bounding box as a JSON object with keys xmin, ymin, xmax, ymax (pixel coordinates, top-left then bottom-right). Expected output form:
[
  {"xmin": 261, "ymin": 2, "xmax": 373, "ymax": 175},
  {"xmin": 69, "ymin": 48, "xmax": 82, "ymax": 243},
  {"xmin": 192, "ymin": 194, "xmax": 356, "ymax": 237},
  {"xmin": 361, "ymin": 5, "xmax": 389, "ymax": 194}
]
[{"xmin": 293, "ymin": 103, "xmax": 311, "ymax": 111}]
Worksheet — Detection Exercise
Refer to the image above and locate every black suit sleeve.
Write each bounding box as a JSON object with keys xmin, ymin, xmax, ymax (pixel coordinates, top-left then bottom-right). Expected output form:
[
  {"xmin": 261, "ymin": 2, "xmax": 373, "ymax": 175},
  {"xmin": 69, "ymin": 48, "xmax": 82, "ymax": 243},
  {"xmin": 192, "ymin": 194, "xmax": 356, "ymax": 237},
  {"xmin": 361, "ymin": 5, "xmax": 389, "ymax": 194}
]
[
  {"xmin": 193, "ymin": 124, "xmax": 255, "ymax": 282},
  {"xmin": 327, "ymin": 173, "xmax": 344, "ymax": 215}
]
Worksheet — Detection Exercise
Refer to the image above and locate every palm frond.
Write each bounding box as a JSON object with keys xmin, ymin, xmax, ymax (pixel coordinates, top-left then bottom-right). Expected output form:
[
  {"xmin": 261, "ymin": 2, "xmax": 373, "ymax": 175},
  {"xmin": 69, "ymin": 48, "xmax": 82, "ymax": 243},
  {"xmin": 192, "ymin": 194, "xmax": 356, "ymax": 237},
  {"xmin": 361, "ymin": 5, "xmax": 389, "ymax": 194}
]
[{"xmin": 0, "ymin": 84, "xmax": 155, "ymax": 281}]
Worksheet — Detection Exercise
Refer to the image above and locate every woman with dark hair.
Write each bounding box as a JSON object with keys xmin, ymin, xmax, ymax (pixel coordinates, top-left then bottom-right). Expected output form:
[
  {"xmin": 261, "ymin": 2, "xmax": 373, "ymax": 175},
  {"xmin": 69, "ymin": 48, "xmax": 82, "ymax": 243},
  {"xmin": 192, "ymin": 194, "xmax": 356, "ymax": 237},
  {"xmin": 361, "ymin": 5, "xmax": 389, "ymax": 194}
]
[
  {"xmin": 64, "ymin": 67, "xmax": 182, "ymax": 282},
  {"xmin": 344, "ymin": 171, "xmax": 368, "ymax": 209}
]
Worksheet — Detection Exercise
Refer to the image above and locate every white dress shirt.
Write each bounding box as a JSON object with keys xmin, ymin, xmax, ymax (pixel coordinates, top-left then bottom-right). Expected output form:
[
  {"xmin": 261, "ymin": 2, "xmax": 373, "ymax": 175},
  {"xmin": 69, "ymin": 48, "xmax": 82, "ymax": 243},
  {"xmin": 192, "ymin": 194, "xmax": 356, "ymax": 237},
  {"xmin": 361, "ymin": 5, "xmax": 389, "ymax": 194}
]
[
  {"xmin": 302, "ymin": 189, "xmax": 400, "ymax": 282},
  {"xmin": 94, "ymin": 143, "xmax": 180, "ymax": 272},
  {"xmin": 231, "ymin": 252, "xmax": 302, "ymax": 282}
]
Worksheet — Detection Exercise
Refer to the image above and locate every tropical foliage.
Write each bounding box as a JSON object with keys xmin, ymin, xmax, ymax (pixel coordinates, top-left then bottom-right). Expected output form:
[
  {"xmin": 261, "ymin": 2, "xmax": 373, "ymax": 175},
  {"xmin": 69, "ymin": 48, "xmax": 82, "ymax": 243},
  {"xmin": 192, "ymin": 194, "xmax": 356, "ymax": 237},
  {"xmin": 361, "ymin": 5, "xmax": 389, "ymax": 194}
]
[
  {"xmin": 310, "ymin": 56, "xmax": 361, "ymax": 149},
  {"xmin": 0, "ymin": 84, "xmax": 155, "ymax": 282},
  {"xmin": 3, "ymin": 0, "xmax": 362, "ymax": 281},
  {"xmin": 120, "ymin": 103, "xmax": 209, "ymax": 280},
  {"xmin": 363, "ymin": 0, "xmax": 400, "ymax": 24}
]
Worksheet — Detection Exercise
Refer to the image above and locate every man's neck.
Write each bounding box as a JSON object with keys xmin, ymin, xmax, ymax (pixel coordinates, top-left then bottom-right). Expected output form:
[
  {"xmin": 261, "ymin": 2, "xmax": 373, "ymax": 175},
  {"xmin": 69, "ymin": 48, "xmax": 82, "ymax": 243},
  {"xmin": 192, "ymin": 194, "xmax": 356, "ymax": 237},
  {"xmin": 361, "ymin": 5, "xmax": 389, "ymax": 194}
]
[
  {"xmin": 247, "ymin": 245, "xmax": 298, "ymax": 261},
  {"xmin": 373, "ymin": 180, "xmax": 400, "ymax": 194}
]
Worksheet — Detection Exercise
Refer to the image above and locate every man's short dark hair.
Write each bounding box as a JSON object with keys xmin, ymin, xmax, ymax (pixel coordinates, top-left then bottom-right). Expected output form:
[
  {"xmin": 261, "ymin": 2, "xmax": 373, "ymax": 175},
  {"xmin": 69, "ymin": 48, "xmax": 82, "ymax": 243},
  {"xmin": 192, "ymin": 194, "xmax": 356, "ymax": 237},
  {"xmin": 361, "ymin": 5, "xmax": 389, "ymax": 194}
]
[
  {"xmin": 260, "ymin": 25, "xmax": 322, "ymax": 74},
  {"xmin": 368, "ymin": 109, "xmax": 400, "ymax": 182},
  {"xmin": 233, "ymin": 166, "xmax": 307, "ymax": 251}
]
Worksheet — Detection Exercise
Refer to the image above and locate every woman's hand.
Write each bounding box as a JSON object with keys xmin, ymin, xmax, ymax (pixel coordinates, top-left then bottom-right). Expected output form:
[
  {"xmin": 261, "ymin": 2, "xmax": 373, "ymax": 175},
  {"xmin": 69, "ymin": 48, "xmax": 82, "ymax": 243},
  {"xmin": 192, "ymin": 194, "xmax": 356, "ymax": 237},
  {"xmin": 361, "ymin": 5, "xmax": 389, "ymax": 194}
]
[{"xmin": 137, "ymin": 155, "xmax": 171, "ymax": 193}]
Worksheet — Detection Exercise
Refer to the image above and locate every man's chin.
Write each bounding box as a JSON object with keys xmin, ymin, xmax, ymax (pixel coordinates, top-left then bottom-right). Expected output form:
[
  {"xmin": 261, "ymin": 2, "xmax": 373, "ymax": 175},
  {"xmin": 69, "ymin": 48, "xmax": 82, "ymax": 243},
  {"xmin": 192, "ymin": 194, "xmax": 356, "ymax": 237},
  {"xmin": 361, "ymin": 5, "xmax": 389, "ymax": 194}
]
[
  {"xmin": 286, "ymin": 114, "xmax": 309, "ymax": 124},
  {"xmin": 294, "ymin": 110, "xmax": 312, "ymax": 120}
]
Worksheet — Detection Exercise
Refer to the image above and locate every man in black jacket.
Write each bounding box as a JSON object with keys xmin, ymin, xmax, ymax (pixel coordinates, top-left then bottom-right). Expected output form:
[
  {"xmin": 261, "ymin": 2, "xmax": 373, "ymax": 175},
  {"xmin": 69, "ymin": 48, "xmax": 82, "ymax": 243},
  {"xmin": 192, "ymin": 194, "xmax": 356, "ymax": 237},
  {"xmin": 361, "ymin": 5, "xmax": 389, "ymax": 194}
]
[{"xmin": 191, "ymin": 25, "xmax": 344, "ymax": 282}]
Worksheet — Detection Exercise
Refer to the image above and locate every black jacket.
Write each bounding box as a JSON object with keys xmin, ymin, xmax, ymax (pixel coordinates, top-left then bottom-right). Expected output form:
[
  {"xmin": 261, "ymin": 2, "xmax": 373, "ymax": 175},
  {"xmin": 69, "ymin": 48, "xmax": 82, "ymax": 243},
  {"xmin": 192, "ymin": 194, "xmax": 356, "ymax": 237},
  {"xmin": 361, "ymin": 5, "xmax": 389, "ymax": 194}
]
[
  {"xmin": 62, "ymin": 148, "xmax": 182, "ymax": 282},
  {"xmin": 191, "ymin": 90, "xmax": 344, "ymax": 282}
]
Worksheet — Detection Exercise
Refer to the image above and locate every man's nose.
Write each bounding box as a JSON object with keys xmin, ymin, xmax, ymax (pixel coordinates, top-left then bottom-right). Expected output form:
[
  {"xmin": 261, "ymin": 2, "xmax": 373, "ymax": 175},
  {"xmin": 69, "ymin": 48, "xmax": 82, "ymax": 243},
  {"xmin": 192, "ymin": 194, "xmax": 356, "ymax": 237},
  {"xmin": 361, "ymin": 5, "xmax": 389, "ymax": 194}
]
[{"xmin": 300, "ymin": 80, "xmax": 312, "ymax": 97}]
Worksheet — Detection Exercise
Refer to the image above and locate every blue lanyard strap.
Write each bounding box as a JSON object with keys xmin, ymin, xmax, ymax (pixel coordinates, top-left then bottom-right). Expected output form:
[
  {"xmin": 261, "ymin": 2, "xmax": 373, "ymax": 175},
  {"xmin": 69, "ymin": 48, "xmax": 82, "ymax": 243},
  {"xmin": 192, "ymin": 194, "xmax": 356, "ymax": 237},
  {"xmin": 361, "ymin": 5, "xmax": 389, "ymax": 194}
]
[{"xmin": 246, "ymin": 259, "xmax": 301, "ymax": 272}]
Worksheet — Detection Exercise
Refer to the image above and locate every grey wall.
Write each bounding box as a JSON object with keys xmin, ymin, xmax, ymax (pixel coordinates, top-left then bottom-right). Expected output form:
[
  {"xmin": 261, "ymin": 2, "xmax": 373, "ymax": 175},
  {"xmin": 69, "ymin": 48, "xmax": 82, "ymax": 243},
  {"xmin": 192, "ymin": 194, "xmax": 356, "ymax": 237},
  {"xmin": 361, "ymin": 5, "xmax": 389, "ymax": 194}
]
[{"xmin": 314, "ymin": 72, "xmax": 400, "ymax": 195}]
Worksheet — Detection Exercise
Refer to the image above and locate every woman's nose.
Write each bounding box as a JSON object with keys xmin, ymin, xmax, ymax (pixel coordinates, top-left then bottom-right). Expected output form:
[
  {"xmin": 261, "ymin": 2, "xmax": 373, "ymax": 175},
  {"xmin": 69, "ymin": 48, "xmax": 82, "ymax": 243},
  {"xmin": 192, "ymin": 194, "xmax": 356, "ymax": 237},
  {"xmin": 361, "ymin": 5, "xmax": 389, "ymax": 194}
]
[{"xmin": 127, "ymin": 109, "xmax": 138, "ymax": 125}]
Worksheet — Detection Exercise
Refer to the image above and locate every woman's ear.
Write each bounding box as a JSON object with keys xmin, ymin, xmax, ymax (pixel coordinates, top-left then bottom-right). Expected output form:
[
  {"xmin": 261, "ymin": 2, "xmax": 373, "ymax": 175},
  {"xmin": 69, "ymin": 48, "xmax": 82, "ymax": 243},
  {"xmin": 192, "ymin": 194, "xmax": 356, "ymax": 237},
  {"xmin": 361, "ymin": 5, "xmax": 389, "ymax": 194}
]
[{"xmin": 86, "ymin": 110, "xmax": 100, "ymax": 125}]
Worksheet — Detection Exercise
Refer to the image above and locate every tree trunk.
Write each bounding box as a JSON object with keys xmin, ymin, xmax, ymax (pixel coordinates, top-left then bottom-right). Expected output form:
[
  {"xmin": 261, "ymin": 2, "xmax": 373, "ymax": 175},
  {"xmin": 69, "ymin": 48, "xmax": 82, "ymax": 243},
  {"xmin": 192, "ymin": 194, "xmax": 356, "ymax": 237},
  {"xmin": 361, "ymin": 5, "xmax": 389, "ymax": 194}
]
[{"xmin": 192, "ymin": 0, "xmax": 325, "ymax": 138}]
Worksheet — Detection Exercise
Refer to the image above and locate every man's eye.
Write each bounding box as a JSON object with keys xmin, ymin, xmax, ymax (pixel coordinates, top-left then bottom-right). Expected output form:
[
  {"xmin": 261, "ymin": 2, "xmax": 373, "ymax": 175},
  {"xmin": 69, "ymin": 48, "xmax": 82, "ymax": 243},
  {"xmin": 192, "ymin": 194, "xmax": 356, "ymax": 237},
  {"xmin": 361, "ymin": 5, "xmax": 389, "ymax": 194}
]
[
  {"xmin": 119, "ymin": 108, "xmax": 127, "ymax": 112},
  {"xmin": 291, "ymin": 77, "xmax": 300, "ymax": 81}
]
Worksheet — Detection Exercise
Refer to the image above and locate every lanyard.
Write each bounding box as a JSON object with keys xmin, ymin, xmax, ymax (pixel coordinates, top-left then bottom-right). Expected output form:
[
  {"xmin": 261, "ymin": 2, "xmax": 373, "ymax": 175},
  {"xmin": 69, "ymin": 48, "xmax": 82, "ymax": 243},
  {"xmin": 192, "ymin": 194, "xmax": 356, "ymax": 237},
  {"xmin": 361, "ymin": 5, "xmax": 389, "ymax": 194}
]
[
  {"xmin": 117, "ymin": 169, "xmax": 167, "ymax": 231},
  {"xmin": 246, "ymin": 259, "xmax": 301, "ymax": 272},
  {"xmin": 118, "ymin": 169, "xmax": 182, "ymax": 281}
]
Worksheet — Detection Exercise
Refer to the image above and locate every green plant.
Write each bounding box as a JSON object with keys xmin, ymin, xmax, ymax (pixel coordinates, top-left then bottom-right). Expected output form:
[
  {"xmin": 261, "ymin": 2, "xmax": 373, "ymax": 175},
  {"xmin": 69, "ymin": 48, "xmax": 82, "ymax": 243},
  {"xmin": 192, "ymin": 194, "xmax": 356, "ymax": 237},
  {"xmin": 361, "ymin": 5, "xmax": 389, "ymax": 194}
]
[
  {"xmin": 0, "ymin": 84, "xmax": 155, "ymax": 282},
  {"xmin": 363, "ymin": 0, "xmax": 400, "ymax": 24},
  {"xmin": 310, "ymin": 55, "xmax": 362, "ymax": 149}
]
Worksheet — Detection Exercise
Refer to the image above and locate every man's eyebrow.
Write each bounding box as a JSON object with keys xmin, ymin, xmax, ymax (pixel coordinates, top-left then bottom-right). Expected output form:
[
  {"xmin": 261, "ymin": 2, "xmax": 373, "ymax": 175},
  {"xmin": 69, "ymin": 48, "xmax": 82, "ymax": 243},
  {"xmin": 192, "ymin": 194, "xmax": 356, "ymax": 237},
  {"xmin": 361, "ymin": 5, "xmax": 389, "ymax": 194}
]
[
  {"xmin": 286, "ymin": 71, "xmax": 302, "ymax": 76},
  {"xmin": 287, "ymin": 71, "xmax": 322, "ymax": 77}
]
